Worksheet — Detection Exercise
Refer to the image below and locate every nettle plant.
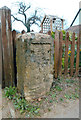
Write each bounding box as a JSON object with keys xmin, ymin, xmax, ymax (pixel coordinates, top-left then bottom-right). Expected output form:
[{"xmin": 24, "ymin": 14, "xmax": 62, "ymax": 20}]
[{"xmin": 51, "ymin": 30, "xmax": 78, "ymax": 68}]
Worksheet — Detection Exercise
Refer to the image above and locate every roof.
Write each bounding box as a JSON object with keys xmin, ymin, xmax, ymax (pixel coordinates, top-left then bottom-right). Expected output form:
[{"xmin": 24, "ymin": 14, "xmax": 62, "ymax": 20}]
[
  {"xmin": 41, "ymin": 15, "xmax": 64, "ymax": 24},
  {"xmin": 70, "ymin": 8, "xmax": 81, "ymax": 27},
  {"xmin": 66, "ymin": 24, "xmax": 81, "ymax": 33}
]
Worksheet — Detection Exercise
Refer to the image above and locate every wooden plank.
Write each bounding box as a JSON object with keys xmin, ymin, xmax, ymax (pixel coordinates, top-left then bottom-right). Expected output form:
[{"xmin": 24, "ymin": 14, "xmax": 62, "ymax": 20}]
[
  {"xmin": 41, "ymin": 23, "xmax": 43, "ymax": 33},
  {"xmin": 75, "ymin": 34, "xmax": 80, "ymax": 76},
  {"xmin": 1, "ymin": 8, "xmax": 8, "ymax": 87},
  {"xmin": 0, "ymin": 7, "xmax": 15, "ymax": 87},
  {"xmin": 70, "ymin": 33, "xmax": 75, "ymax": 76},
  {"xmin": 58, "ymin": 31, "xmax": 63, "ymax": 76},
  {"xmin": 12, "ymin": 30, "xmax": 16, "ymax": 55},
  {"xmin": 7, "ymin": 9, "xmax": 15, "ymax": 86},
  {"xmin": 12, "ymin": 30, "xmax": 17, "ymax": 85},
  {"xmin": 64, "ymin": 32, "xmax": 69, "ymax": 75},
  {"xmin": 50, "ymin": 19, "xmax": 52, "ymax": 32},
  {"xmin": 54, "ymin": 31, "xmax": 59, "ymax": 78},
  {"xmin": 0, "ymin": 17, "xmax": 2, "ymax": 86}
]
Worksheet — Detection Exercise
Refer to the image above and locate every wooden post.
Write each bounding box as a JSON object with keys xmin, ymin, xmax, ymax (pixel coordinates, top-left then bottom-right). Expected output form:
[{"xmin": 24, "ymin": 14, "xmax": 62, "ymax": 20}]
[
  {"xmin": 62, "ymin": 20, "xmax": 64, "ymax": 29},
  {"xmin": 50, "ymin": 19, "xmax": 52, "ymax": 32},
  {"xmin": 64, "ymin": 32, "xmax": 69, "ymax": 75},
  {"xmin": 70, "ymin": 33, "xmax": 75, "ymax": 76},
  {"xmin": 0, "ymin": 16, "xmax": 2, "ymax": 87},
  {"xmin": 54, "ymin": 31, "xmax": 59, "ymax": 78},
  {"xmin": 41, "ymin": 23, "xmax": 43, "ymax": 33},
  {"xmin": 0, "ymin": 6, "xmax": 15, "ymax": 87},
  {"xmin": 58, "ymin": 31, "xmax": 63, "ymax": 76},
  {"xmin": 12, "ymin": 30, "xmax": 17, "ymax": 86},
  {"xmin": 75, "ymin": 34, "xmax": 80, "ymax": 76},
  {"xmin": 12, "ymin": 30, "xmax": 16, "ymax": 53}
]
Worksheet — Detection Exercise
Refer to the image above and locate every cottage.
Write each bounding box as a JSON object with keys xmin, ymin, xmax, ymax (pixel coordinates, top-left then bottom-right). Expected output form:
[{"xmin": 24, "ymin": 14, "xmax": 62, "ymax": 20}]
[{"xmin": 41, "ymin": 15, "xmax": 64, "ymax": 33}]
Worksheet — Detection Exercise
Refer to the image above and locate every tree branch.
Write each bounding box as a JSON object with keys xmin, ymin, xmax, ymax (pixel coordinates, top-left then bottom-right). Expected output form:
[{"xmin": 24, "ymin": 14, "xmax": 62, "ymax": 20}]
[
  {"xmin": 24, "ymin": 5, "xmax": 31, "ymax": 12},
  {"xmin": 11, "ymin": 15, "xmax": 26, "ymax": 26}
]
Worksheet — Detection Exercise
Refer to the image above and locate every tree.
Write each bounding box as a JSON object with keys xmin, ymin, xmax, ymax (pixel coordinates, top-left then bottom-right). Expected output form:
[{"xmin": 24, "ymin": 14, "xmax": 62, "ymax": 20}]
[{"xmin": 12, "ymin": 2, "xmax": 42, "ymax": 32}]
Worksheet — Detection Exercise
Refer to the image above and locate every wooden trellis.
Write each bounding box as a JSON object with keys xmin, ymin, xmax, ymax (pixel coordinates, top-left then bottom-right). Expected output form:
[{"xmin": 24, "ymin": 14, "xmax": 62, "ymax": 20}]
[{"xmin": 41, "ymin": 15, "xmax": 64, "ymax": 33}]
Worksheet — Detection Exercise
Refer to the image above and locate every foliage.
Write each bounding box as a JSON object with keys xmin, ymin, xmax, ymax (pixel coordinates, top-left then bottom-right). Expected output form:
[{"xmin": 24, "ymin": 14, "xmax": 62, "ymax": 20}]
[
  {"xmin": 59, "ymin": 97, "xmax": 64, "ymax": 102},
  {"xmin": 64, "ymin": 93, "xmax": 79, "ymax": 100},
  {"xmin": 4, "ymin": 86, "xmax": 40, "ymax": 116},
  {"xmin": 4, "ymin": 86, "xmax": 17, "ymax": 99},
  {"xmin": 51, "ymin": 31, "xmax": 55, "ymax": 39},
  {"xmin": 55, "ymin": 85, "xmax": 62, "ymax": 91},
  {"xmin": 66, "ymin": 79, "xmax": 74, "ymax": 83},
  {"xmin": 62, "ymin": 58, "xmax": 65, "ymax": 68}
]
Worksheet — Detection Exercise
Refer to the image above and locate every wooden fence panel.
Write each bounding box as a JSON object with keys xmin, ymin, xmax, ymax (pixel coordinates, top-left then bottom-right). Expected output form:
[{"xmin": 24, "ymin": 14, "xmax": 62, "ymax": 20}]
[
  {"xmin": 54, "ymin": 31, "xmax": 59, "ymax": 78},
  {"xmin": 64, "ymin": 32, "xmax": 69, "ymax": 75},
  {"xmin": 0, "ymin": 6, "xmax": 15, "ymax": 87},
  {"xmin": 54, "ymin": 31, "xmax": 80, "ymax": 78},
  {"xmin": 70, "ymin": 33, "xmax": 75, "ymax": 76}
]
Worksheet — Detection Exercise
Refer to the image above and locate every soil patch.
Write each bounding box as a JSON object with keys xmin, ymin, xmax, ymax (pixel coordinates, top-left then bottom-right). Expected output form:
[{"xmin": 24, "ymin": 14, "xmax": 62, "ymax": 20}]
[{"xmin": 1, "ymin": 77, "xmax": 79, "ymax": 118}]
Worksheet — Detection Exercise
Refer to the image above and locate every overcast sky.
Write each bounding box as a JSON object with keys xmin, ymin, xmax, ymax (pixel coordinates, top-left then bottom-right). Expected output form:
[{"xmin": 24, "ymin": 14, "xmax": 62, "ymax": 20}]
[{"xmin": 0, "ymin": 0, "xmax": 81, "ymax": 32}]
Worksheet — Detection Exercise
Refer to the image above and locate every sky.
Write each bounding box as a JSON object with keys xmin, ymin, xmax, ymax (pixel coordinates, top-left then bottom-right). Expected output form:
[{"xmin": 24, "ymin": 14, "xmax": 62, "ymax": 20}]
[{"xmin": 0, "ymin": 0, "xmax": 81, "ymax": 32}]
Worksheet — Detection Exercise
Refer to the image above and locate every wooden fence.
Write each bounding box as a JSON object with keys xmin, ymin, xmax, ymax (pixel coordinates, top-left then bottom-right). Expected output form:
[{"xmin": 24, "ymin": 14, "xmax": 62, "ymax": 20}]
[{"xmin": 54, "ymin": 31, "xmax": 81, "ymax": 78}]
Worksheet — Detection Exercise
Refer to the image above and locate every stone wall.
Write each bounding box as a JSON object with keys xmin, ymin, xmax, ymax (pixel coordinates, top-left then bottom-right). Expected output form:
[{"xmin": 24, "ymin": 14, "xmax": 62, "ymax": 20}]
[{"xmin": 16, "ymin": 33, "xmax": 54, "ymax": 101}]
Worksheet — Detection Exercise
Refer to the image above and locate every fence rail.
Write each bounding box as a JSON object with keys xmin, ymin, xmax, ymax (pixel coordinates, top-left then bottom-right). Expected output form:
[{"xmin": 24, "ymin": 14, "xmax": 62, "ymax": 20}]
[{"xmin": 54, "ymin": 31, "xmax": 80, "ymax": 78}]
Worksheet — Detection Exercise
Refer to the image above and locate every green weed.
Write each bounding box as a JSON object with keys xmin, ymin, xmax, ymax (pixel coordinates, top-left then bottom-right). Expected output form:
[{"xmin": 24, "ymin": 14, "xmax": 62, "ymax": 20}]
[
  {"xmin": 4, "ymin": 86, "xmax": 40, "ymax": 115},
  {"xmin": 64, "ymin": 94, "xmax": 71, "ymax": 99},
  {"xmin": 55, "ymin": 85, "xmax": 62, "ymax": 91},
  {"xmin": 51, "ymin": 93, "xmax": 56, "ymax": 99},
  {"xmin": 49, "ymin": 100, "xmax": 53, "ymax": 103},
  {"xmin": 4, "ymin": 86, "xmax": 17, "ymax": 99},
  {"xmin": 59, "ymin": 97, "xmax": 64, "ymax": 102},
  {"xmin": 48, "ymin": 108, "xmax": 51, "ymax": 112},
  {"xmin": 66, "ymin": 79, "xmax": 74, "ymax": 83},
  {"xmin": 64, "ymin": 92, "xmax": 79, "ymax": 100}
]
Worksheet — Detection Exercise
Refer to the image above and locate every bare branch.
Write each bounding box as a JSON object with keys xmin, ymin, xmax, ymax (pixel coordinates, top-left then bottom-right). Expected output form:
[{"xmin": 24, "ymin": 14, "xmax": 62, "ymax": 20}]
[
  {"xmin": 11, "ymin": 15, "xmax": 25, "ymax": 26},
  {"xmin": 34, "ymin": 22, "xmax": 40, "ymax": 27},
  {"xmin": 24, "ymin": 5, "xmax": 31, "ymax": 12},
  {"xmin": 18, "ymin": 2, "xmax": 31, "ymax": 13},
  {"xmin": 28, "ymin": 10, "xmax": 41, "ymax": 25}
]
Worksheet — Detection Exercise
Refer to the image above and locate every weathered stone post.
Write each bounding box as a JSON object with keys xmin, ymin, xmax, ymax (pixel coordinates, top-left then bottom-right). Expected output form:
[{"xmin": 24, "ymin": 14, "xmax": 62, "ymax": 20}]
[
  {"xmin": 16, "ymin": 33, "xmax": 54, "ymax": 101},
  {"xmin": 0, "ymin": 6, "xmax": 15, "ymax": 87}
]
